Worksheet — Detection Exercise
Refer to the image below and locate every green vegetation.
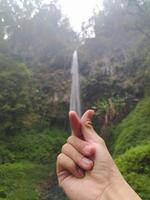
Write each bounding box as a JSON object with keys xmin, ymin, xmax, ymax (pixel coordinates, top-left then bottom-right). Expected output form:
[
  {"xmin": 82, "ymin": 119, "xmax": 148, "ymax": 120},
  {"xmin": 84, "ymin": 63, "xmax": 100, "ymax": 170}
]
[
  {"xmin": 0, "ymin": 0, "xmax": 150, "ymax": 199},
  {"xmin": 116, "ymin": 142, "xmax": 150, "ymax": 200},
  {"xmin": 0, "ymin": 129, "xmax": 67, "ymax": 164},
  {"xmin": 0, "ymin": 129, "xmax": 67, "ymax": 200},
  {"xmin": 0, "ymin": 54, "xmax": 32, "ymax": 134},
  {"xmin": 0, "ymin": 162, "xmax": 46, "ymax": 200},
  {"xmin": 110, "ymin": 97, "xmax": 150, "ymax": 156},
  {"xmin": 107, "ymin": 97, "xmax": 150, "ymax": 199}
]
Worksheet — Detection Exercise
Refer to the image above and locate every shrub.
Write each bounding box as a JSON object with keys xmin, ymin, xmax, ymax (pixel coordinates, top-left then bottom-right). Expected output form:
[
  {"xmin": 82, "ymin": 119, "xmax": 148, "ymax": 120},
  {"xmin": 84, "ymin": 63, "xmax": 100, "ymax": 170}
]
[
  {"xmin": 0, "ymin": 162, "xmax": 47, "ymax": 200},
  {"xmin": 1, "ymin": 128, "xmax": 67, "ymax": 167},
  {"xmin": 116, "ymin": 142, "xmax": 150, "ymax": 200},
  {"xmin": 0, "ymin": 146, "xmax": 15, "ymax": 164},
  {"xmin": 109, "ymin": 97, "xmax": 150, "ymax": 155}
]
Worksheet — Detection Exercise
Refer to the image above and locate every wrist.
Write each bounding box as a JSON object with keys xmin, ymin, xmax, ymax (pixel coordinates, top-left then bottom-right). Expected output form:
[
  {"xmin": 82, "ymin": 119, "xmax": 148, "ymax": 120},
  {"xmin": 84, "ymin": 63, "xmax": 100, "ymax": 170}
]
[{"xmin": 100, "ymin": 178, "xmax": 142, "ymax": 200}]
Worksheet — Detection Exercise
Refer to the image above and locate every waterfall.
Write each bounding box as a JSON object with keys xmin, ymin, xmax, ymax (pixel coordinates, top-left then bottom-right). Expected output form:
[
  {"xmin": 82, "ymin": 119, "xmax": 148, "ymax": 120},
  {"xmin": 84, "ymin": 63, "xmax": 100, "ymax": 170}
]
[{"xmin": 69, "ymin": 50, "xmax": 81, "ymax": 117}]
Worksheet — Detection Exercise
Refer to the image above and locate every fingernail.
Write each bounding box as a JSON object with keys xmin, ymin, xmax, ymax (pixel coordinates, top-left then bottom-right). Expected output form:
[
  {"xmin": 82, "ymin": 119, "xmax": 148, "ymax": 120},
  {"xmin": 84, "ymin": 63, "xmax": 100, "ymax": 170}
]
[{"xmin": 82, "ymin": 157, "xmax": 92, "ymax": 166}]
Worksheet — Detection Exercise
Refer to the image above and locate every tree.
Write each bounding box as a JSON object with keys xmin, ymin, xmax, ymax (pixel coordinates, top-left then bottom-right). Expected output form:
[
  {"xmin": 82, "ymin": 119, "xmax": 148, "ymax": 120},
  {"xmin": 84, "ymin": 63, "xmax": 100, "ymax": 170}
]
[{"xmin": 0, "ymin": 54, "xmax": 32, "ymax": 134}]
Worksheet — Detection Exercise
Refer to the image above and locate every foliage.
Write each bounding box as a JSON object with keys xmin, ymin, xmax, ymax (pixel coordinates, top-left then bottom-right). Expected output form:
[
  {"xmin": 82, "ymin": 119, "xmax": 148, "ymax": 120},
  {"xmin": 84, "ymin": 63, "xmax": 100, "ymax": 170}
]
[
  {"xmin": 0, "ymin": 0, "xmax": 77, "ymax": 128},
  {"xmin": 0, "ymin": 54, "xmax": 32, "ymax": 134},
  {"xmin": 116, "ymin": 142, "xmax": 150, "ymax": 176},
  {"xmin": 115, "ymin": 142, "xmax": 150, "ymax": 200},
  {"xmin": 0, "ymin": 128, "xmax": 67, "ymax": 199},
  {"xmin": 0, "ymin": 162, "xmax": 47, "ymax": 200},
  {"xmin": 96, "ymin": 96, "xmax": 125, "ymax": 116},
  {"xmin": 105, "ymin": 96, "xmax": 150, "ymax": 200},
  {"xmin": 0, "ymin": 146, "xmax": 15, "ymax": 164},
  {"xmin": 0, "ymin": 128, "xmax": 67, "ymax": 165},
  {"xmin": 109, "ymin": 97, "xmax": 150, "ymax": 155}
]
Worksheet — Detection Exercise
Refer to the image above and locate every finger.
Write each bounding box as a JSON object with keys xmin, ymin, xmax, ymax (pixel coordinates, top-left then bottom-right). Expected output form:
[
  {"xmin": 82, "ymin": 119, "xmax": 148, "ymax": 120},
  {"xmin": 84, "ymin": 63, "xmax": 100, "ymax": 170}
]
[
  {"xmin": 57, "ymin": 153, "xmax": 84, "ymax": 181},
  {"xmin": 80, "ymin": 110, "xmax": 99, "ymax": 142},
  {"xmin": 81, "ymin": 109, "xmax": 95, "ymax": 124},
  {"xmin": 69, "ymin": 111, "xmax": 83, "ymax": 139},
  {"xmin": 61, "ymin": 143, "xmax": 93, "ymax": 171},
  {"xmin": 67, "ymin": 135, "xmax": 95, "ymax": 157}
]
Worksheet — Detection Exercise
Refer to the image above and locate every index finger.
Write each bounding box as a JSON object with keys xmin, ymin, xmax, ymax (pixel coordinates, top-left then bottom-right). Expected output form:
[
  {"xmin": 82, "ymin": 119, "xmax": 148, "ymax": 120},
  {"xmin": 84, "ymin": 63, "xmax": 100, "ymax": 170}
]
[{"xmin": 69, "ymin": 111, "xmax": 83, "ymax": 139}]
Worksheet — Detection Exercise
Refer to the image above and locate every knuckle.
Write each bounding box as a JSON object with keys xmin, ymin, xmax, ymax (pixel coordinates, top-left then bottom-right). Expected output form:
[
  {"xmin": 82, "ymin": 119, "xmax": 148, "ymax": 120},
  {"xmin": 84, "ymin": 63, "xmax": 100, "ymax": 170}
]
[
  {"xmin": 57, "ymin": 153, "xmax": 63, "ymax": 162},
  {"xmin": 67, "ymin": 136, "xmax": 73, "ymax": 143},
  {"xmin": 61, "ymin": 143, "xmax": 68, "ymax": 153}
]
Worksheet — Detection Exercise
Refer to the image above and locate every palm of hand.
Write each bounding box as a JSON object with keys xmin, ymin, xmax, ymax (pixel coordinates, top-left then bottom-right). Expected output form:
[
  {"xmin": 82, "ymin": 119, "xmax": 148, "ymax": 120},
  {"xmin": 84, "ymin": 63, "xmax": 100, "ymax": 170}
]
[{"xmin": 61, "ymin": 173, "xmax": 101, "ymax": 200}]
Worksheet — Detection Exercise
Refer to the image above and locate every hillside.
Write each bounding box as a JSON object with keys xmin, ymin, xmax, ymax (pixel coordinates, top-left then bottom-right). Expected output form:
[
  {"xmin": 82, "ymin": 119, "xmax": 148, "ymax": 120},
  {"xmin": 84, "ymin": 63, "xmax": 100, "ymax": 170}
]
[
  {"xmin": 109, "ymin": 97, "xmax": 150, "ymax": 155},
  {"xmin": 108, "ymin": 97, "xmax": 150, "ymax": 200}
]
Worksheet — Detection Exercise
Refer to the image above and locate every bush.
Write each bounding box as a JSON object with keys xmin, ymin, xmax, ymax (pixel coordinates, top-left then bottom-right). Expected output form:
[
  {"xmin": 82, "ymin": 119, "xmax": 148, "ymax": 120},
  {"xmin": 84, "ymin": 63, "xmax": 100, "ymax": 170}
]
[
  {"xmin": 115, "ymin": 142, "xmax": 150, "ymax": 200},
  {"xmin": 0, "ymin": 128, "xmax": 67, "ymax": 200},
  {"xmin": 109, "ymin": 97, "xmax": 150, "ymax": 155},
  {"xmin": 0, "ymin": 54, "xmax": 32, "ymax": 134},
  {"xmin": 0, "ymin": 146, "xmax": 15, "ymax": 164},
  {"xmin": 0, "ymin": 162, "xmax": 47, "ymax": 200},
  {"xmin": 107, "ymin": 97, "xmax": 150, "ymax": 200},
  {"xmin": 6, "ymin": 129, "xmax": 67, "ymax": 166}
]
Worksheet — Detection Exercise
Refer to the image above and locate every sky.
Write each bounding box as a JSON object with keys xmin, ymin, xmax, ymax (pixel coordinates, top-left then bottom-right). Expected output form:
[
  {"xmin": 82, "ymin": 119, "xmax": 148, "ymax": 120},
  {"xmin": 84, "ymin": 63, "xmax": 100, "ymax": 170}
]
[{"xmin": 59, "ymin": 0, "xmax": 102, "ymax": 32}]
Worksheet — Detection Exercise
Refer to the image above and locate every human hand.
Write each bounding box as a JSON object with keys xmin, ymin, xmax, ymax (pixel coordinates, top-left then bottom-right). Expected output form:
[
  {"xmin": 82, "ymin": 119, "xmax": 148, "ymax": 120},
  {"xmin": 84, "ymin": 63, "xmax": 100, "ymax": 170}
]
[{"xmin": 56, "ymin": 110, "xmax": 124, "ymax": 200}]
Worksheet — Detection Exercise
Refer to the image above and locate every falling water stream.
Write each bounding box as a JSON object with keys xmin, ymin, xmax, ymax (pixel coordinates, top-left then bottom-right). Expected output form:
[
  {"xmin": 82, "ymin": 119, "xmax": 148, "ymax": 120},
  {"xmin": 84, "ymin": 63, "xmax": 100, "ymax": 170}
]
[{"xmin": 70, "ymin": 50, "xmax": 81, "ymax": 117}]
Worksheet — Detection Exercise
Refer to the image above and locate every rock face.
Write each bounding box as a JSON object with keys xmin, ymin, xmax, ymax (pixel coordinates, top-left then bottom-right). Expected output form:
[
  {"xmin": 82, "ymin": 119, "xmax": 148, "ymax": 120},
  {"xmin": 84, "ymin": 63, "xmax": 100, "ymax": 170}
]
[{"xmin": 33, "ymin": 68, "xmax": 71, "ymax": 127}]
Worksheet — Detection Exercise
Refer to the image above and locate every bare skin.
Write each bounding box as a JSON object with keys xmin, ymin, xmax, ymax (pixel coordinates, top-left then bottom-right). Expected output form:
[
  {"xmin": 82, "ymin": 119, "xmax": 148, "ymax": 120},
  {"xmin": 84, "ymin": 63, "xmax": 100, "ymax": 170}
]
[{"xmin": 56, "ymin": 110, "xmax": 142, "ymax": 200}]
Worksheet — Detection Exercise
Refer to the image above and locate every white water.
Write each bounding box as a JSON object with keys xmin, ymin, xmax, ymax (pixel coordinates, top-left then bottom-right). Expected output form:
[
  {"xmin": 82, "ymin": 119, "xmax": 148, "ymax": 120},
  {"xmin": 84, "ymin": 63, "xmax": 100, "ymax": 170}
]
[{"xmin": 69, "ymin": 51, "xmax": 81, "ymax": 117}]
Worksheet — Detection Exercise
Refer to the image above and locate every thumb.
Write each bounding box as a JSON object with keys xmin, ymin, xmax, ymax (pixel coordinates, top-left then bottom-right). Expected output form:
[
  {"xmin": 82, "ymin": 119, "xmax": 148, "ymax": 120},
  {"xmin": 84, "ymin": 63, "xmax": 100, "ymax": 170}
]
[
  {"xmin": 69, "ymin": 111, "xmax": 83, "ymax": 139},
  {"xmin": 81, "ymin": 110, "xmax": 100, "ymax": 142}
]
